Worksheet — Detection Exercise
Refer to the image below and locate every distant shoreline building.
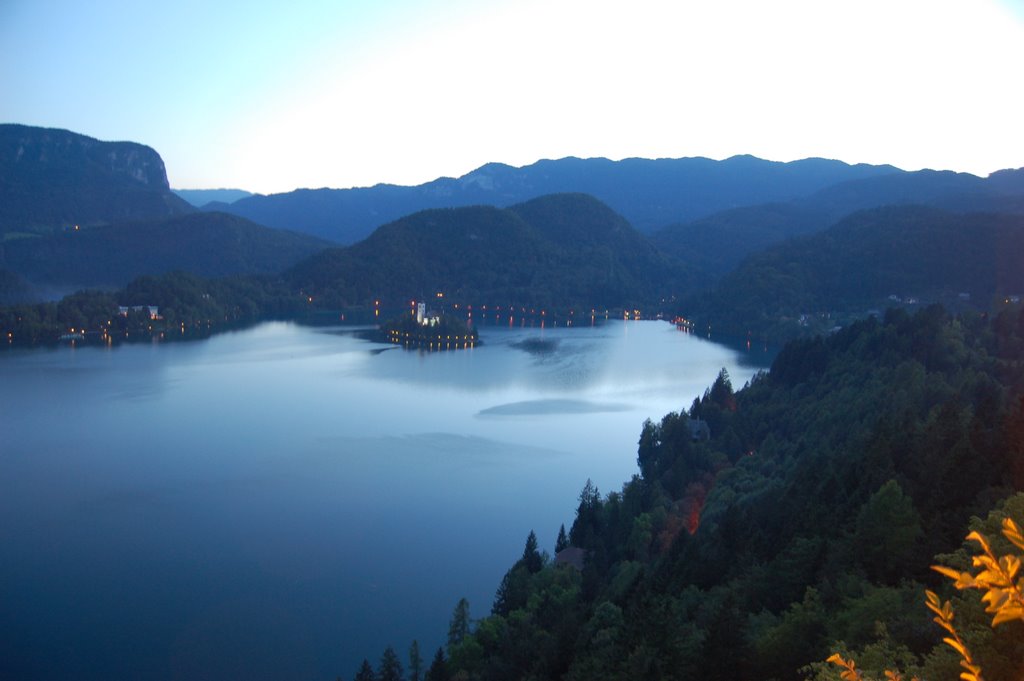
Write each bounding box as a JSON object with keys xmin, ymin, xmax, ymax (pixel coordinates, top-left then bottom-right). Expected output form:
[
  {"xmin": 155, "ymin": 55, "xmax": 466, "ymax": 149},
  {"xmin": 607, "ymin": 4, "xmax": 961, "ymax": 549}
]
[{"xmin": 118, "ymin": 305, "xmax": 161, "ymax": 320}]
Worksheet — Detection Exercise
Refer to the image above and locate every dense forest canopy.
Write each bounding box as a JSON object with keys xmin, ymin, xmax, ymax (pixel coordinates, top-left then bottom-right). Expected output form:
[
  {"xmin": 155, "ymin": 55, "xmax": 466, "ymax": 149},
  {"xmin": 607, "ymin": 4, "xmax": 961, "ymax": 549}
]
[
  {"xmin": 652, "ymin": 168, "xmax": 1024, "ymax": 281},
  {"xmin": 0, "ymin": 271, "xmax": 305, "ymax": 345},
  {"xmin": 0, "ymin": 212, "xmax": 329, "ymax": 289},
  {"xmin": 683, "ymin": 206, "xmax": 1024, "ymax": 343},
  {"xmin": 284, "ymin": 193, "xmax": 694, "ymax": 310}
]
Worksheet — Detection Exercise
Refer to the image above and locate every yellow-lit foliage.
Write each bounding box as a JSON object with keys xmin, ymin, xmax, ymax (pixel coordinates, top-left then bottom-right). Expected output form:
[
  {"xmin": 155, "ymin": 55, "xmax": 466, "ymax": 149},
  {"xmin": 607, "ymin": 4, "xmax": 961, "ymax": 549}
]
[
  {"xmin": 922, "ymin": 590, "xmax": 983, "ymax": 681},
  {"xmin": 829, "ymin": 519, "xmax": 1024, "ymax": 681},
  {"xmin": 826, "ymin": 653, "xmax": 865, "ymax": 681},
  {"xmin": 825, "ymin": 653, "xmax": 920, "ymax": 681},
  {"xmin": 932, "ymin": 519, "xmax": 1024, "ymax": 628}
]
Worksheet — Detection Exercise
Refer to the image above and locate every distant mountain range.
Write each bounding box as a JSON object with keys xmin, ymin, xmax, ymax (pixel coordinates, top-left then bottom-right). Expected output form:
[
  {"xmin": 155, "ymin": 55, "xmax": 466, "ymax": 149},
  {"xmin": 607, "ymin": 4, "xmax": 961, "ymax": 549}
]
[
  {"xmin": 218, "ymin": 156, "xmax": 901, "ymax": 243},
  {"xmin": 286, "ymin": 193, "xmax": 693, "ymax": 309},
  {"xmin": 173, "ymin": 188, "xmax": 254, "ymax": 208},
  {"xmin": 653, "ymin": 168, "xmax": 1024, "ymax": 278},
  {"xmin": 4, "ymin": 122, "xmax": 1024, "ymax": 337}
]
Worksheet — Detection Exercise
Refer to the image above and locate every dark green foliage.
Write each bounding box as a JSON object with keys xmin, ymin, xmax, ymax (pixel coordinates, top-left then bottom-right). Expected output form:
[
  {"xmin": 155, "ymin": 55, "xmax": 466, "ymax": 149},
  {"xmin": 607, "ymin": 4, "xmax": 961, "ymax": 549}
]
[
  {"xmin": 569, "ymin": 479, "xmax": 603, "ymax": 550},
  {"xmin": 424, "ymin": 648, "xmax": 448, "ymax": 681},
  {"xmin": 427, "ymin": 305, "xmax": 1024, "ymax": 681},
  {"xmin": 522, "ymin": 531, "xmax": 543, "ymax": 573},
  {"xmin": 407, "ymin": 640, "xmax": 422, "ymax": 681},
  {"xmin": 377, "ymin": 646, "xmax": 404, "ymax": 681},
  {"xmin": 354, "ymin": 659, "xmax": 376, "ymax": 681},
  {"xmin": 850, "ymin": 480, "xmax": 923, "ymax": 584},
  {"xmin": 285, "ymin": 194, "xmax": 694, "ymax": 309},
  {"xmin": 0, "ymin": 212, "xmax": 329, "ymax": 289},
  {"xmin": 652, "ymin": 201, "xmax": 827, "ymax": 277},
  {"xmin": 492, "ymin": 567, "xmax": 523, "ymax": 617},
  {"xmin": 0, "ymin": 270, "xmax": 305, "ymax": 345},
  {"xmin": 493, "ymin": 532, "xmax": 548, "ymax": 616},
  {"xmin": 652, "ymin": 167, "xmax": 1024, "ymax": 280},
  {"xmin": 685, "ymin": 205, "xmax": 1024, "ymax": 342},
  {"xmin": 555, "ymin": 524, "xmax": 569, "ymax": 553},
  {"xmin": 446, "ymin": 598, "xmax": 471, "ymax": 652},
  {"xmin": 0, "ymin": 268, "xmax": 37, "ymax": 305}
]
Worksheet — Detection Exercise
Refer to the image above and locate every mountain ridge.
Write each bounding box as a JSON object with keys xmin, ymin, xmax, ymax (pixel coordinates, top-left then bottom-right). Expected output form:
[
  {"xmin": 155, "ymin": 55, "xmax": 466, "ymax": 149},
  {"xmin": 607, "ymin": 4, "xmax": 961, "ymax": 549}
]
[
  {"xmin": 219, "ymin": 155, "xmax": 903, "ymax": 243},
  {"xmin": 653, "ymin": 167, "xmax": 1024, "ymax": 278}
]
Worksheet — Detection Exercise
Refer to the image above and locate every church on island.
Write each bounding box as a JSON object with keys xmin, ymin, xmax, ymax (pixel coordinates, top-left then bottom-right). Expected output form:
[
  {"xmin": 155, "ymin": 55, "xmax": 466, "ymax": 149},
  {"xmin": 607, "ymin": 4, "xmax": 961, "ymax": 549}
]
[{"xmin": 379, "ymin": 301, "xmax": 478, "ymax": 351}]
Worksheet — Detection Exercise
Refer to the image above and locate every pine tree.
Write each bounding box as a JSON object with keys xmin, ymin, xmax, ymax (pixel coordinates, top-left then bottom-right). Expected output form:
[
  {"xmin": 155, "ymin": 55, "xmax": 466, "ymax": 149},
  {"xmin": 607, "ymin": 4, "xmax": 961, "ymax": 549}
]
[
  {"xmin": 378, "ymin": 645, "xmax": 404, "ymax": 681},
  {"xmin": 709, "ymin": 367, "xmax": 736, "ymax": 410},
  {"xmin": 425, "ymin": 647, "xmax": 448, "ymax": 681},
  {"xmin": 570, "ymin": 479, "xmax": 602, "ymax": 547},
  {"xmin": 446, "ymin": 598, "xmax": 471, "ymax": 651},
  {"xmin": 492, "ymin": 567, "xmax": 514, "ymax": 616},
  {"xmin": 555, "ymin": 523, "xmax": 569, "ymax": 552},
  {"xmin": 408, "ymin": 640, "xmax": 422, "ymax": 681},
  {"xmin": 522, "ymin": 530, "xmax": 543, "ymax": 573},
  {"xmin": 354, "ymin": 659, "xmax": 376, "ymax": 681}
]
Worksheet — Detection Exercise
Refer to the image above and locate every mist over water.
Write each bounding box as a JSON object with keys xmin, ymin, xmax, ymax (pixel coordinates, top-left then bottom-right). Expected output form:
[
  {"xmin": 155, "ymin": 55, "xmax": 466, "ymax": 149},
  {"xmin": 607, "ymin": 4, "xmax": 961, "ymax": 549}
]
[{"xmin": 0, "ymin": 320, "xmax": 769, "ymax": 680}]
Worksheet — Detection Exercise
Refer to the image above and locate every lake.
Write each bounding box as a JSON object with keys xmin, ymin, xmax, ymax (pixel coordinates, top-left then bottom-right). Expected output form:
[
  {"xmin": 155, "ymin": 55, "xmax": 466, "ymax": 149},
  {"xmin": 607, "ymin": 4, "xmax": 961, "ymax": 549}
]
[{"xmin": 0, "ymin": 320, "xmax": 770, "ymax": 680}]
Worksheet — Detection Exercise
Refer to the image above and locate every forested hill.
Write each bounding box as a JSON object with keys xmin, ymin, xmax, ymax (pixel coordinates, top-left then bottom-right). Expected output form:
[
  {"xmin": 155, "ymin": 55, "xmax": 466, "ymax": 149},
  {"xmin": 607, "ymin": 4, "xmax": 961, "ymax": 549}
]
[
  {"xmin": 0, "ymin": 124, "xmax": 193, "ymax": 234},
  {"xmin": 221, "ymin": 155, "xmax": 899, "ymax": 243},
  {"xmin": 285, "ymin": 193, "xmax": 693, "ymax": 309},
  {"xmin": 402, "ymin": 305, "xmax": 1024, "ymax": 681},
  {"xmin": 682, "ymin": 205, "xmax": 1024, "ymax": 342},
  {"xmin": 653, "ymin": 167, "xmax": 1024, "ymax": 278},
  {"xmin": 0, "ymin": 212, "xmax": 330, "ymax": 289}
]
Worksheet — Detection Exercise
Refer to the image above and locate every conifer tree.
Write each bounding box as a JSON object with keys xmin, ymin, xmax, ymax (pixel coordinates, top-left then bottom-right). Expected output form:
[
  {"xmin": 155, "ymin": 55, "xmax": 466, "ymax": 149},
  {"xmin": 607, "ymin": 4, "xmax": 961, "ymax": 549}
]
[
  {"xmin": 354, "ymin": 659, "xmax": 376, "ymax": 681},
  {"xmin": 555, "ymin": 523, "xmax": 569, "ymax": 553},
  {"xmin": 446, "ymin": 598, "xmax": 471, "ymax": 651},
  {"xmin": 378, "ymin": 646, "xmax": 404, "ymax": 681},
  {"xmin": 408, "ymin": 640, "xmax": 422, "ymax": 681},
  {"xmin": 523, "ymin": 530, "xmax": 543, "ymax": 573},
  {"xmin": 425, "ymin": 647, "xmax": 448, "ymax": 681}
]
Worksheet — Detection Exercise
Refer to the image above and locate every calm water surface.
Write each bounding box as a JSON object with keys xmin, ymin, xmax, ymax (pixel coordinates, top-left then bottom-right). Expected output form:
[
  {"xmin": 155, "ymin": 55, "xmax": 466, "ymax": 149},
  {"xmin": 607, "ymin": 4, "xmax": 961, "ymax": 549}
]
[{"xmin": 0, "ymin": 320, "xmax": 770, "ymax": 680}]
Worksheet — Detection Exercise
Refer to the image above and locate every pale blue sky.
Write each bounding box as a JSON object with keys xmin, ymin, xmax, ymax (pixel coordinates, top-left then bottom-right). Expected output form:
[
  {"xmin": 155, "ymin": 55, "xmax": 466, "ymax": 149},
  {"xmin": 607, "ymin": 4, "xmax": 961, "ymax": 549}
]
[{"xmin": 2, "ymin": 0, "xmax": 1022, "ymax": 193}]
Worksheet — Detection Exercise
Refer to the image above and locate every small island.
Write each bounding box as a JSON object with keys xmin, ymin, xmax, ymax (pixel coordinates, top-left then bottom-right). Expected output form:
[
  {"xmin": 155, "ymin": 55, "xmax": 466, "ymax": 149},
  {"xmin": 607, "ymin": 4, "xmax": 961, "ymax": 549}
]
[{"xmin": 378, "ymin": 302, "xmax": 478, "ymax": 350}]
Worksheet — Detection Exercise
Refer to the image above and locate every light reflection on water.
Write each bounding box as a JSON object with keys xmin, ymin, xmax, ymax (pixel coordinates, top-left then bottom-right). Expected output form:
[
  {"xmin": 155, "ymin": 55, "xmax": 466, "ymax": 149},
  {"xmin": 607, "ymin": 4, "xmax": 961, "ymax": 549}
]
[{"xmin": 0, "ymin": 320, "xmax": 770, "ymax": 681}]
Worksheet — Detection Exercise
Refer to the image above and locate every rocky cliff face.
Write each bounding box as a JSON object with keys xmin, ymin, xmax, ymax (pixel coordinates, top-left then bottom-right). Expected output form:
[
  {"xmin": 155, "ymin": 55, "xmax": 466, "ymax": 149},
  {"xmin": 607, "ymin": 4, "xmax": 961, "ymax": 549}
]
[
  {"xmin": 1, "ymin": 124, "xmax": 172, "ymax": 189},
  {"xmin": 0, "ymin": 124, "xmax": 191, "ymax": 233}
]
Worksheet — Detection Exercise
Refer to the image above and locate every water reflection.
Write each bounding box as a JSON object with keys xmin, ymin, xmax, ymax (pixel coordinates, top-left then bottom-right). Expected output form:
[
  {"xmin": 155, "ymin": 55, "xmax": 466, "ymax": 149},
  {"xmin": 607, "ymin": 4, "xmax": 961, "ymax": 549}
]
[
  {"xmin": 478, "ymin": 398, "xmax": 632, "ymax": 417},
  {"xmin": 0, "ymin": 320, "xmax": 771, "ymax": 681}
]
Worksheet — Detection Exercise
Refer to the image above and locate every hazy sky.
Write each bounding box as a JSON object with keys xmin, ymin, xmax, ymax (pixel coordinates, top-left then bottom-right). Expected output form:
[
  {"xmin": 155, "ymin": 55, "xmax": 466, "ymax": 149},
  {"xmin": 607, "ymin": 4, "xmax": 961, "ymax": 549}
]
[{"xmin": 2, "ymin": 0, "xmax": 1022, "ymax": 194}]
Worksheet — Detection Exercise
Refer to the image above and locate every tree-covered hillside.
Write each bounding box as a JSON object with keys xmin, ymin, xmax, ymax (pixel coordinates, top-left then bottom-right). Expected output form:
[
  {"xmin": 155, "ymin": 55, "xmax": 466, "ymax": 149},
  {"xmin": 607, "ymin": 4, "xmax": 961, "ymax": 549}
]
[
  {"xmin": 683, "ymin": 206, "xmax": 1024, "ymax": 342},
  {"xmin": 0, "ymin": 270, "xmax": 305, "ymax": 345},
  {"xmin": 390, "ymin": 304, "xmax": 1024, "ymax": 681},
  {"xmin": 653, "ymin": 168, "xmax": 1024, "ymax": 279},
  {"xmin": 0, "ymin": 212, "xmax": 330, "ymax": 288},
  {"xmin": 286, "ymin": 193, "xmax": 693, "ymax": 310}
]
